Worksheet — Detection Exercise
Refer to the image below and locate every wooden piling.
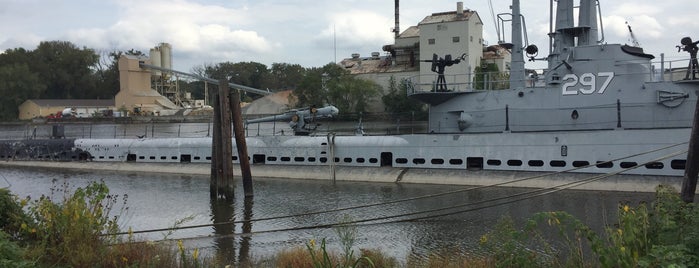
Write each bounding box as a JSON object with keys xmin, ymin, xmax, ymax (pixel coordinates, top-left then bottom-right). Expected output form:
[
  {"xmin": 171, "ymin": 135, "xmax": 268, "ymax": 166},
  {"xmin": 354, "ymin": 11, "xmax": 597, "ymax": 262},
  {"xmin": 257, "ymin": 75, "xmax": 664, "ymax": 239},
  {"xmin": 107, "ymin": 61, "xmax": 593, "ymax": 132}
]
[
  {"xmin": 210, "ymin": 80, "xmax": 235, "ymax": 200},
  {"xmin": 230, "ymin": 89, "xmax": 254, "ymax": 196}
]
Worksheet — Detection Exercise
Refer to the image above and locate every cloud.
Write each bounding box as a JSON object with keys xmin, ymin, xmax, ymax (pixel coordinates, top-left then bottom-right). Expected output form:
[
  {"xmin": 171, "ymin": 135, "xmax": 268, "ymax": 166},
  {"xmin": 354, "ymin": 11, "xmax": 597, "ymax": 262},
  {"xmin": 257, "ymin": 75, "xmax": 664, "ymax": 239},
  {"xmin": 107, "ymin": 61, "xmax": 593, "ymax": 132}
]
[
  {"xmin": 63, "ymin": 0, "xmax": 274, "ymax": 67},
  {"xmin": 610, "ymin": 3, "xmax": 661, "ymax": 17},
  {"xmin": 316, "ymin": 10, "xmax": 394, "ymax": 50},
  {"xmin": 0, "ymin": 34, "xmax": 44, "ymax": 51},
  {"xmin": 603, "ymin": 15, "xmax": 663, "ymax": 44}
]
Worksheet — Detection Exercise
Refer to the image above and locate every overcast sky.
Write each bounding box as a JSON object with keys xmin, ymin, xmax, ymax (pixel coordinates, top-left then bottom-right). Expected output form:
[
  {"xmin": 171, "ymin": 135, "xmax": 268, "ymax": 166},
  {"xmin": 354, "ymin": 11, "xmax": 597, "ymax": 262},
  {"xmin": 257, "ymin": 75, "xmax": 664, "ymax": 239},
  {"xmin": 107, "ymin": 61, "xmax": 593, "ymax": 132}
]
[{"xmin": 1, "ymin": 0, "xmax": 697, "ymax": 72}]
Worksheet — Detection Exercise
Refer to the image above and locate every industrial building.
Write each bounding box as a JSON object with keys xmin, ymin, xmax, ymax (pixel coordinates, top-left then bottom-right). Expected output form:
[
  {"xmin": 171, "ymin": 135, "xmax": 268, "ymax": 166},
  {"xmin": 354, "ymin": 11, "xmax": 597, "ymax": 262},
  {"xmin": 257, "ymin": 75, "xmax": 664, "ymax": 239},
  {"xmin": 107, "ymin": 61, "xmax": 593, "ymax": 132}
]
[
  {"xmin": 339, "ymin": 2, "xmax": 510, "ymax": 112},
  {"xmin": 17, "ymin": 99, "xmax": 115, "ymax": 120}
]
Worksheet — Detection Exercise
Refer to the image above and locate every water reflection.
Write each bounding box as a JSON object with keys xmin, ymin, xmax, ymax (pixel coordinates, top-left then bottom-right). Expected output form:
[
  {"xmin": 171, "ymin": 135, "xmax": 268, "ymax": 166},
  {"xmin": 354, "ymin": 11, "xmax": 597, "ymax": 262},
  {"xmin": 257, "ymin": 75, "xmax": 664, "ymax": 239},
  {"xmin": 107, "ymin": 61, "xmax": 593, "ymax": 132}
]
[
  {"xmin": 210, "ymin": 196, "xmax": 235, "ymax": 264},
  {"xmin": 1, "ymin": 166, "xmax": 655, "ymax": 263},
  {"xmin": 238, "ymin": 196, "xmax": 254, "ymax": 266}
]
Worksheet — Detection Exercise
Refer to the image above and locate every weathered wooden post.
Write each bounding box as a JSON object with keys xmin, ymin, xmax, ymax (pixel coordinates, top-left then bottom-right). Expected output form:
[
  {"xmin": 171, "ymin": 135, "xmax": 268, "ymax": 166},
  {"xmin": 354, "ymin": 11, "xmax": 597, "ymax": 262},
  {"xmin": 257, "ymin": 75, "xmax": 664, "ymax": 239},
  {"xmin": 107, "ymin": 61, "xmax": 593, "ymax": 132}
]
[
  {"xmin": 210, "ymin": 80, "xmax": 235, "ymax": 200},
  {"xmin": 230, "ymin": 89, "xmax": 254, "ymax": 197}
]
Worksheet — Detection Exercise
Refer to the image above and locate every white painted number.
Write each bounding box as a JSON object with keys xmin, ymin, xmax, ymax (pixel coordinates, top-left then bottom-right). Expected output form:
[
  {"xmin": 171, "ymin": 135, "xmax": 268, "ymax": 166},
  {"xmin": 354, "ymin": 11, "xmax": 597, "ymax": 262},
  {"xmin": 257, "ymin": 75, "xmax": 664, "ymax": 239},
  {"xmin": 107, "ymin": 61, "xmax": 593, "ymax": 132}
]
[{"xmin": 561, "ymin": 72, "xmax": 614, "ymax": 95}]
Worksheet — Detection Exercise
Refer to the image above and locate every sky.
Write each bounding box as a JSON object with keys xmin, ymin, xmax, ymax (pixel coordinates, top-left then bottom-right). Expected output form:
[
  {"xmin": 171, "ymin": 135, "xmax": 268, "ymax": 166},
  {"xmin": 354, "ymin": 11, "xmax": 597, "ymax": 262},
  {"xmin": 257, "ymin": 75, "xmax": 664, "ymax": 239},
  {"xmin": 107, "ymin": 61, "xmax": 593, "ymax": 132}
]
[{"xmin": 1, "ymin": 0, "xmax": 698, "ymax": 73}]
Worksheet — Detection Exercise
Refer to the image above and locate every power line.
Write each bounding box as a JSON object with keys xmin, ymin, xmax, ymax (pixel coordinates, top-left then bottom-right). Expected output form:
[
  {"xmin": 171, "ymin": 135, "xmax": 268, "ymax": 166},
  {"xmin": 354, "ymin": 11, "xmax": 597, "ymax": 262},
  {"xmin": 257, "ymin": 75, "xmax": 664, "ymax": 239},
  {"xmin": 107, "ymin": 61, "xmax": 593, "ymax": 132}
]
[
  {"xmin": 107, "ymin": 142, "xmax": 687, "ymax": 237},
  {"xmin": 173, "ymin": 149, "xmax": 686, "ymax": 242}
]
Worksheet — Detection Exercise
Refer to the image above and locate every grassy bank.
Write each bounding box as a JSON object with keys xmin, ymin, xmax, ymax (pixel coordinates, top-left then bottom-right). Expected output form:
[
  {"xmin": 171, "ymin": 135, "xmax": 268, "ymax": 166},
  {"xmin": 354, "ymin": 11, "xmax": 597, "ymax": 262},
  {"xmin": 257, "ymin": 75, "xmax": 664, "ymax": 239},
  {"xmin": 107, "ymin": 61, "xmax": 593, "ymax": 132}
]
[{"xmin": 1, "ymin": 182, "xmax": 697, "ymax": 267}]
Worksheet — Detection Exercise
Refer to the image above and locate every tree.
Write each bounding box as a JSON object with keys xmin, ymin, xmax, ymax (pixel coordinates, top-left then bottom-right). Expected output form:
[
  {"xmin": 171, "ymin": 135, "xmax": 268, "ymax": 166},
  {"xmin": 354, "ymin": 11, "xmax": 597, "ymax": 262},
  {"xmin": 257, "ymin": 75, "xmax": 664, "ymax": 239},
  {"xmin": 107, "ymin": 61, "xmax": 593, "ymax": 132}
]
[
  {"xmin": 0, "ymin": 63, "xmax": 45, "ymax": 120},
  {"xmin": 30, "ymin": 41, "xmax": 99, "ymax": 99},
  {"xmin": 205, "ymin": 61, "xmax": 272, "ymax": 101},
  {"xmin": 327, "ymin": 76, "xmax": 380, "ymax": 115},
  {"xmin": 205, "ymin": 61, "xmax": 270, "ymax": 89},
  {"xmin": 269, "ymin": 62, "xmax": 306, "ymax": 90},
  {"xmin": 294, "ymin": 63, "xmax": 380, "ymax": 114},
  {"xmin": 474, "ymin": 63, "xmax": 509, "ymax": 90},
  {"xmin": 294, "ymin": 63, "xmax": 346, "ymax": 108},
  {"xmin": 0, "ymin": 48, "xmax": 45, "ymax": 120},
  {"xmin": 382, "ymin": 76, "xmax": 426, "ymax": 118}
]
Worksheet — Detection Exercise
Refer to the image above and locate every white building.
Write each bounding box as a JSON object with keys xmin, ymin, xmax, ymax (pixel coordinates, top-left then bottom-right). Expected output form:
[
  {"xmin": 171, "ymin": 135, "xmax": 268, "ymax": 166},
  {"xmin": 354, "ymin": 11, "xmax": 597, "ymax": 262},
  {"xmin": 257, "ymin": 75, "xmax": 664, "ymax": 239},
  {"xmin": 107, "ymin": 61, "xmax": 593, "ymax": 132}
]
[
  {"xmin": 340, "ymin": 2, "xmax": 493, "ymax": 112},
  {"xmin": 416, "ymin": 2, "xmax": 483, "ymax": 79}
]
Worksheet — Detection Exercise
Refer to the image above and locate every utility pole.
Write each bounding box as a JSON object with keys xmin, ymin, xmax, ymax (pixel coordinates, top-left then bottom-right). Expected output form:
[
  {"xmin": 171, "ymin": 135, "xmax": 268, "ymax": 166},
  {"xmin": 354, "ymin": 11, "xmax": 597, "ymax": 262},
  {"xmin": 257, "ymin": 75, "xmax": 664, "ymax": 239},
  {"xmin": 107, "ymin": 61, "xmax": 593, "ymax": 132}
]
[{"xmin": 681, "ymin": 97, "xmax": 699, "ymax": 203}]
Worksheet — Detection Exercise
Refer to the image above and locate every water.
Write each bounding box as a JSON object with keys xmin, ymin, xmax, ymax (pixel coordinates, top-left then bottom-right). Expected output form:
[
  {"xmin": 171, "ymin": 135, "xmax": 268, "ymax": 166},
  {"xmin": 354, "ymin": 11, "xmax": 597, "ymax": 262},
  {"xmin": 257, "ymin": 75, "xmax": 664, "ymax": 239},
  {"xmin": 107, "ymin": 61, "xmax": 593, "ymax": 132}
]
[{"xmin": 0, "ymin": 165, "xmax": 654, "ymax": 264}]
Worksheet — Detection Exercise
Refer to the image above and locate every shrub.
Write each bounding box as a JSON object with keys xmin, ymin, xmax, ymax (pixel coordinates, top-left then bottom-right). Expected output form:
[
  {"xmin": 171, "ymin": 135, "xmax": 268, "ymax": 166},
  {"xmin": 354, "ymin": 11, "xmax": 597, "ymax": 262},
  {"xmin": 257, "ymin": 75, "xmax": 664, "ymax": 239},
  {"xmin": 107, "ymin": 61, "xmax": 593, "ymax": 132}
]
[
  {"xmin": 0, "ymin": 188, "xmax": 30, "ymax": 239},
  {"xmin": 482, "ymin": 184, "xmax": 699, "ymax": 267},
  {"xmin": 275, "ymin": 246, "xmax": 320, "ymax": 267},
  {"xmin": 23, "ymin": 180, "xmax": 127, "ymax": 267},
  {"xmin": 0, "ymin": 230, "xmax": 33, "ymax": 268},
  {"xmin": 357, "ymin": 248, "xmax": 398, "ymax": 268},
  {"xmin": 479, "ymin": 216, "xmax": 558, "ymax": 268}
]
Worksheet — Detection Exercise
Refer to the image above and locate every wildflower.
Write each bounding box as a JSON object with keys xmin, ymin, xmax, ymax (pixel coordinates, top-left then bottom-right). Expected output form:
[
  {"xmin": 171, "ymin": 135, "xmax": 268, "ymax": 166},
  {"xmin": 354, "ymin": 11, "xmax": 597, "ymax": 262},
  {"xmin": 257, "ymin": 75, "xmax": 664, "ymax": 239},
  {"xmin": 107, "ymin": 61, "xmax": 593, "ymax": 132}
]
[
  {"xmin": 177, "ymin": 240, "xmax": 184, "ymax": 252},
  {"xmin": 121, "ymin": 256, "xmax": 128, "ymax": 263},
  {"xmin": 620, "ymin": 246, "xmax": 626, "ymax": 253},
  {"xmin": 617, "ymin": 229, "xmax": 623, "ymax": 236},
  {"xmin": 20, "ymin": 223, "xmax": 27, "ymax": 230},
  {"xmin": 193, "ymin": 248, "xmax": 199, "ymax": 261},
  {"xmin": 309, "ymin": 239, "xmax": 316, "ymax": 249},
  {"xmin": 479, "ymin": 235, "xmax": 488, "ymax": 244},
  {"xmin": 623, "ymin": 205, "xmax": 629, "ymax": 212}
]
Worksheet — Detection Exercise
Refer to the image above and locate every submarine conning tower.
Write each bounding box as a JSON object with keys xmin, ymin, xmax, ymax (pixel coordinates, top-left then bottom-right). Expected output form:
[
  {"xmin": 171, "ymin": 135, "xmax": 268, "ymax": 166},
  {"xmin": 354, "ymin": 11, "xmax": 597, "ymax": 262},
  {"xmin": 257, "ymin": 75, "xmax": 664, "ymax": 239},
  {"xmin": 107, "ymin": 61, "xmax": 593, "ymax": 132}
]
[{"xmin": 543, "ymin": 0, "xmax": 655, "ymax": 88}]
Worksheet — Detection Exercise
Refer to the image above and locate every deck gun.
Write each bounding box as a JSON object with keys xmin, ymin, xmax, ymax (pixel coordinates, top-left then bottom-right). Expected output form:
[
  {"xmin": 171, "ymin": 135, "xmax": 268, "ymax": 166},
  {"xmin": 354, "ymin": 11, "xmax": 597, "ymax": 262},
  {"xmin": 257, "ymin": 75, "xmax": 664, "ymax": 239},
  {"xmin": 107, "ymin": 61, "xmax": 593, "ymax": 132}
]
[{"xmin": 245, "ymin": 105, "xmax": 339, "ymax": 136}]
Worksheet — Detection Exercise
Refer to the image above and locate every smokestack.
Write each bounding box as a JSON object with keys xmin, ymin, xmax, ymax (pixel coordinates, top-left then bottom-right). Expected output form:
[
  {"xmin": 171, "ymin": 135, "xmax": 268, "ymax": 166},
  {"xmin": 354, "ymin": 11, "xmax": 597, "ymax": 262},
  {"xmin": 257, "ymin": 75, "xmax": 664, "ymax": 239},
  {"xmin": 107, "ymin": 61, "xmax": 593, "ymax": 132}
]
[
  {"xmin": 394, "ymin": 0, "xmax": 400, "ymax": 38},
  {"xmin": 457, "ymin": 2, "xmax": 464, "ymax": 17}
]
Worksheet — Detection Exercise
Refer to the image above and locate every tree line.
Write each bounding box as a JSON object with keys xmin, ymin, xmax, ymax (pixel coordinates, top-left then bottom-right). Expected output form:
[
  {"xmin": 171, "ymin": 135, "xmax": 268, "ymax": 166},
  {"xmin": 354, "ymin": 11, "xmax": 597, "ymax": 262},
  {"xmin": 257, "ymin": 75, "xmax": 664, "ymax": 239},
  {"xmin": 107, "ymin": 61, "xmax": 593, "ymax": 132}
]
[{"xmin": 0, "ymin": 40, "xmax": 423, "ymax": 121}]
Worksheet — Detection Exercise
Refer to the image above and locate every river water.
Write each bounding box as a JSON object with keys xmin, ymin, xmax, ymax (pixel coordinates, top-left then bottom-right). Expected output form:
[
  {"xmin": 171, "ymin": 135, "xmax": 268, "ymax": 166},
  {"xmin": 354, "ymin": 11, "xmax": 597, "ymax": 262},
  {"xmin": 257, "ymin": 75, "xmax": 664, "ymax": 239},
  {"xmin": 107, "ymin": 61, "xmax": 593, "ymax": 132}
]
[
  {"xmin": 0, "ymin": 165, "xmax": 654, "ymax": 264},
  {"xmin": 0, "ymin": 122, "xmax": 657, "ymax": 263}
]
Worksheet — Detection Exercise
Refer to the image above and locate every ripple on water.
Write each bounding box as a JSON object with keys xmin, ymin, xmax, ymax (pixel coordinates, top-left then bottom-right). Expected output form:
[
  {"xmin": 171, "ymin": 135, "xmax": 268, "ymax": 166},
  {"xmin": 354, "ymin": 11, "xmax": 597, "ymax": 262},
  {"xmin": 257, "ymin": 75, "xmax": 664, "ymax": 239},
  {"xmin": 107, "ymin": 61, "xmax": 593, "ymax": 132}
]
[{"xmin": 1, "ymin": 166, "xmax": 654, "ymax": 263}]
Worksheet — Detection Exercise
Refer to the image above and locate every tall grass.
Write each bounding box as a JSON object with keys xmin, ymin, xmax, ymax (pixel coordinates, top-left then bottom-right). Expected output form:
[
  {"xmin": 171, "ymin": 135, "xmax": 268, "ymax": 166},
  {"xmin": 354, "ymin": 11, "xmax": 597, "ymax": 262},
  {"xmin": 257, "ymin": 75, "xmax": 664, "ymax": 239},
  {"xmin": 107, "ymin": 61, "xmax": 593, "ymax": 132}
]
[
  {"xmin": 2, "ymin": 182, "xmax": 697, "ymax": 267},
  {"xmin": 0, "ymin": 180, "xmax": 196, "ymax": 267},
  {"xmin": 479, "ymin": 184, "xmax": 699, "ymax": 267}
]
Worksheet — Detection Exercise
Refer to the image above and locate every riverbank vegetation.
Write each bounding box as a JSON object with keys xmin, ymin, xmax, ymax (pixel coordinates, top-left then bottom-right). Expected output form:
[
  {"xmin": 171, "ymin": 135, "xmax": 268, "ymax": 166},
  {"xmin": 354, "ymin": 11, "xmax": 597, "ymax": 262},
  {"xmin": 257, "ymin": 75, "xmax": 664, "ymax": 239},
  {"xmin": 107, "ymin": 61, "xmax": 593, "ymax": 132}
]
[{"xmin": 1, "ymin": 182, "xmax": 697, "ymax": 267}]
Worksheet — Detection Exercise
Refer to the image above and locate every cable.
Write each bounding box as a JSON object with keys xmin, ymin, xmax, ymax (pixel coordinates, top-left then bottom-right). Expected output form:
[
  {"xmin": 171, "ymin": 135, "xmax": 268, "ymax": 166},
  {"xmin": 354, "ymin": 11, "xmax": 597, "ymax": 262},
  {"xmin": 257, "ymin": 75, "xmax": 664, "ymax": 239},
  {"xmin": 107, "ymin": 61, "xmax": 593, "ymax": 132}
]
[
  {"xmin": 171, "ymin": 149, "xmax": 686, "ymax": 242},
  {"xmin": 389, "ymin": 149, "xmax": 687, "ymax": 224},
  {"xmin": 0, "ymin": 173, "xmax": 11, "ymax": 189},
  {"xmin": 106, "ymin": 142, "xmax": 687, "ymax": 237}
]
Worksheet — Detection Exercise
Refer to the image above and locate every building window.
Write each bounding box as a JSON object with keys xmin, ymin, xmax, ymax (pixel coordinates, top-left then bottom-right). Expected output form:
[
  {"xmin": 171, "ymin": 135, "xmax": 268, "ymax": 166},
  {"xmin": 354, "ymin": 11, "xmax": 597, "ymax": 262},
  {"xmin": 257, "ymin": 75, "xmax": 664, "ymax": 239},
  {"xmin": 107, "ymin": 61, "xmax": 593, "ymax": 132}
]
[
  {"xmin": 428, "ymin": 38, "xmax": 435, "ymax": 45},
  {"xmin": 437, "ymin": 24, "xmax": 447, "ymax": 31},
  {"xmin": 470, "ymin": 36, "xmax": 473, "ymax": 42},
  {"xmin": 452, "ymin": 36, "xmax": 460, "ymax": 43}
]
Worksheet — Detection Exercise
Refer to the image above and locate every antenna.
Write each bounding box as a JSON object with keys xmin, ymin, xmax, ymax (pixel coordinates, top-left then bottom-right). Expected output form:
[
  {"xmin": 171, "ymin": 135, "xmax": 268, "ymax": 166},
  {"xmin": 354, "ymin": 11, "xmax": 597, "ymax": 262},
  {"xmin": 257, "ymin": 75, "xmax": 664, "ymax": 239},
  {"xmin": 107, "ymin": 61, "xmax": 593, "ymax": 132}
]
[
  {"xmin": 488, "ymin": 0, "xmax": 499, "ymax": 40},
  {"xmin": 626, "ymin": 21, "xmax": 640, "ymax": 47}
]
